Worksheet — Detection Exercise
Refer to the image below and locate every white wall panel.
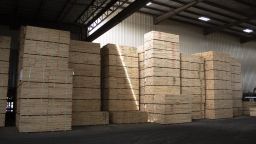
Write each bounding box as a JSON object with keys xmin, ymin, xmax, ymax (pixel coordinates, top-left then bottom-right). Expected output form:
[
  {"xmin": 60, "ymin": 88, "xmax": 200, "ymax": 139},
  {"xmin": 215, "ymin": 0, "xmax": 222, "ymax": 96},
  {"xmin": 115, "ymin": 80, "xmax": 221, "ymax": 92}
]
[{"xmin": 94, "ymin": 12, "xmax": 256, "ymax": 92}]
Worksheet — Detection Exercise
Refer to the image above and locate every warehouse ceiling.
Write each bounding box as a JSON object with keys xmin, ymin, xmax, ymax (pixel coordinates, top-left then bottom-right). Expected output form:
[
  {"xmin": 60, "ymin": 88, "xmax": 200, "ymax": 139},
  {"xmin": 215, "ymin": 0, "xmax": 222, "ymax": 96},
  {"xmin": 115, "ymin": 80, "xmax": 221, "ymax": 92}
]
[{"xmin": 0, "ymin": 0, "xmax": 256, "ymax": 43}]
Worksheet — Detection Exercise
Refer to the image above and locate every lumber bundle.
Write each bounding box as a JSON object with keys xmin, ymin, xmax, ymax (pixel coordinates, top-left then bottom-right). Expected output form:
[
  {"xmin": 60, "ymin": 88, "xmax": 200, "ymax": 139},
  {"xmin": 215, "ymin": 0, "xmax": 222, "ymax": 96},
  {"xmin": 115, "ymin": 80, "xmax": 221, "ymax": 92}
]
[
  {"xmin": 195, "ymin": 51, "xmax": 233, "ymax": 119},
  {"xmin": 0, "ymin": 36, "xmax": 11, "ymax": 127},
  {"xmin": 16, "ymin": 26, "xmax": 72, "ymax": 132},
  {"xmin": 101, "ymin": 44, "xmax": 147, "ymax": 124},
  {"xmin": 243, "ymin": 101, "xmax": 256, "ymax": 115},
  {"xmin": 181, "ymin": 54, "xmax": 205, "ymax": 119},
  {"xmin": 230, "ymin": 58, "xmax": 242, "ymax": 117},
  {"xmin": 69, "ymin": 40, "xmax": 109, "ymax": 126},
  {"xmin": 249, "ymin": 107, "xmax": 256, "ymax": 116},
  {"xmin": 140, "ymin": 31, "xmax": 192, "ymax": 124}
]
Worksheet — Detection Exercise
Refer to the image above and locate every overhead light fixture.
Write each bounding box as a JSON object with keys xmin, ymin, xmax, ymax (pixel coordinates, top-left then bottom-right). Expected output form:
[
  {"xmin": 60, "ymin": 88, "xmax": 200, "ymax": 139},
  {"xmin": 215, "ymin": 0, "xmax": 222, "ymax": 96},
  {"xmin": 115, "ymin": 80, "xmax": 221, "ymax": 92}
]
[
  {"xmin": 243, "ymin": 28, "xmax": 253, "ymax": 33},
  {"xmin": 146, "ymin": 2, "xmax": 152, "ymax": 6},
  {"xmin": 198, "ymin": 16, "xmax": 210, "ymax": 22}
]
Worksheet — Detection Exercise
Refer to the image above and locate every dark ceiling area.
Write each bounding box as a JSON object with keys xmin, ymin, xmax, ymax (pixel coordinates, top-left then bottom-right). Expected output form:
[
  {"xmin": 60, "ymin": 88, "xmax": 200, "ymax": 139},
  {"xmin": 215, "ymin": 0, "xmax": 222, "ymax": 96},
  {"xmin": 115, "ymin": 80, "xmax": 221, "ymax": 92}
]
[{"xmin": 0, "ymin": 0, "xmax": 256, "ymax": 43}]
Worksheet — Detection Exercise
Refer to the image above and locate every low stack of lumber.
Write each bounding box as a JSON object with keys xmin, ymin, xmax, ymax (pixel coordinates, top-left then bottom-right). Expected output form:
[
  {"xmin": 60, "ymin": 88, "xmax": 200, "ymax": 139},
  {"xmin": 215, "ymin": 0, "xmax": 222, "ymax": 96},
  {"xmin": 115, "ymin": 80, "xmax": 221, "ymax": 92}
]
[
  {"xmin": 0, "ymin": 36, "xmax": 11, "ymax": 127},
  {"xmin": 231, "ymin": 58, "xmax": 243, "ymax": 117},
  {"xmin": 243, "ymin": 101, "xmax": 256, "ymax": 115},
  {"xmin": 101, "ymin": 44, "xmax": 147, "ymax": 124},
  {"xmin": 69, "ymin": 40, "xmax": 109, "ymax": 126},
  {"xmin": 140, "ymin": 31, "xmax": 192, "ymax": 124},
  {"xmin": 181, "ymin": 54, "xmax": 205, "ymax": 119},
  {"xmin": 249, "ymin": 107, "xmax": 256, "ymax": 116},
  {"xmin": 196, "ymin": 51, "xmax": 233, "ymax": 119},
  {"xmin": 16, "ymin": 26, "xmax": 73, "ymax": 132}
]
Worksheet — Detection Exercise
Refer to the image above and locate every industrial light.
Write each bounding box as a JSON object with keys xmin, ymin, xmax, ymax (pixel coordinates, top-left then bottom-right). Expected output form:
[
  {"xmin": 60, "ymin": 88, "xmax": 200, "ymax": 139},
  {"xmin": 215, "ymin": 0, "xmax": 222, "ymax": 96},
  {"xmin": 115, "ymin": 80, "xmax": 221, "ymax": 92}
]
[
  {"xmin": 243, "ymin": 28, "xmax": 253, "ymax": 33},
  {"xmin": 146, "ymin": 2, "xmax": 152, "ymax": 6},
  {"xmin": 198, "ymin": 16, "xmax": 210, "ymax": 22}
]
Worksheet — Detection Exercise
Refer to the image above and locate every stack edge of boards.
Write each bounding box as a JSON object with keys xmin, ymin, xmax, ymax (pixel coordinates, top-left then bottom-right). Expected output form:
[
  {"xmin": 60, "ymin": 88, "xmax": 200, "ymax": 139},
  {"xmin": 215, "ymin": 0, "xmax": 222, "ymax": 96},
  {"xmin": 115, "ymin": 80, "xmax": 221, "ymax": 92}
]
[
  {"xmin": 139, "ymin": 31, "xmax": 192, "ymax": 124},
  {"xmin": 180, "ymin": 54, "xmax": 205, "ymax": 119},
  {"xmin": 231, "ymin": 58, "xmax": 243, "ymax": 117},
  {"xmin": 69, "ymin": 40, "xmax": 109, "ymax": 126},
  {"xmin": 16, "ymin": 26, "xmax": 73, "ymax": 132},
  {"xmin": 0, "ymin": 36, "xmax": 11, "ymax": 127},
  {"xmin": 101, "ymin": 44, "xmax": 148, "ymax": 124},
  {"xmin": 195, "ymin": 52, "xmax": 233, "ymax": 119}
]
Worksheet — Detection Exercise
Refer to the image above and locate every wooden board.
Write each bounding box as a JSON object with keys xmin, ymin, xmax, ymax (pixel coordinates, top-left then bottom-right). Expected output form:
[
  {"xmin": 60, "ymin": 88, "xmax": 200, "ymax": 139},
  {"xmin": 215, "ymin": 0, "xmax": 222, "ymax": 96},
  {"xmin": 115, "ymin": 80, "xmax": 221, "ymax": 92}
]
[
  {"xmin": 16, "ymin": 114, "xmax": 71, "ymax": 132},
  {"xmin": 21, "ymin": 40, "xmax": 69, "ymax": 58},
  {"xmin": 103, "ymin": 66, "xmax": 138, "ymax": 78},
  {"xmin": 73, "ymin": 76, "xmax": 100, "ymax": 88},
  {"xmin": 144, "ymin": 40, "xmax": 179, "ymax": 52},
  {"xmin": 0, "ymin": 87, "xmax": 7, "ymax": 100},
  {"xmin": 144, "ymin": 85, "xmax": 180, "ymax": 95},
  {"xmin": 0, "ymin": 61, "xmax": 9, "ymax": 74},
  {"xmin": 205, "ymin": 100, "xmax": 233, "ymax": 109},
  {"xmin": 102, "ymin": 89, "xmax": 139, "ymax": 100},
  {"xmin": 23, "ymin": 26, "xmax": 70, "ymax": 44},
  {"xmin": 17, "ymin": 99, "xmax": 72, "ymax": 115},
  {"xmin": 72, "ymin": 111, "xmax": 109, "ymax": 126},
  {"xmin": 109, "ymin": 111, "xmax": 148, "ymax": 124},
  {"xmin": 20, "ymin": 54, "xmax": 68, "ymax": 70},
  {"xmin": 0, "ymin": 100, "xmax": 6, "ymax": 113},
  {"xmin": 101, "ymin": 55, "xmax": 138, "ymax": 68},
  {"xmin": 73, "ymin": 100, "xmax": 101, "ymax": 112},
  {"xmin": 0, "ymin": 36, "xmax": 11, "ymax": 49},
  {"xmin": 144, "ymin": 31, "xmax": 179, "ymax": 43},
  {"xmin": 69, "ymin": 52, "xmax": 100, "ymax": 65},
  {"xmin": 0, "ymin": 74, "xmax": 8, "ymax": 87},
  {"xmin": 144, "ymin": 76, "xmax": 180, "ymax": 86},
  {"xmin": 103, "ymin": 77, "xmax": 138, "ymax": 89},
  {"xmin": 206, "ymin": 90, "xmax": 232, "ymax": 100},
  {"xmin": 143, "ymin": 58, "xmax": 180, "ymax": 69},
  {"xmin": 73, "ymin": 88, "xmax": 100, "ymax": 100},
  {"xmin": 144, "ymin": 67, "xmax": 180, "ymax": 77},
  {"xmin": 18, "ymin": 82, "xmax": 72, "ymax": 99},
  {"xmin": 205, "ymin": 80, "xmax": 231, "ymax": 90},
  {"xmin": 19, "ymin": 67, "xmax": 73, "ymax": 84},
  {"xmin": 144, "ymin": 48, "xmax": 180, "ymax": 60},
  {"xmin": 70, "ymin": 40, "xmax": 100, "ymax": 54},
  {"xmin": 148, "ymin": 113, "xmax": 191, "ymax": 124},
  {"xmin": 103, "ymin": 100, "xmax": 139, "ymax": 111},
  {"xmin": 205, "ymin": 108, "xmax": 233, "ymax": 119},
  {"xmin": 69, "ymin": 63, "xmax": 100, "ymax": 77},
  {"xmin": 141, "ymin": 103, "xmax": 191, "ymax": 114},
  {"xmin": 0, "ymin": 114, "xmax": 5, "ymax": 127},
  {"xmin": 0, "ymin": 48, "xmax": 10, "ymax": 62},
  {"xmin": 101, "ymin": 44, "xmax": 138, "ymax": 57},
  {"xmin": 205, "ymin": 70, "xmax": 231, "ymax": 80}
]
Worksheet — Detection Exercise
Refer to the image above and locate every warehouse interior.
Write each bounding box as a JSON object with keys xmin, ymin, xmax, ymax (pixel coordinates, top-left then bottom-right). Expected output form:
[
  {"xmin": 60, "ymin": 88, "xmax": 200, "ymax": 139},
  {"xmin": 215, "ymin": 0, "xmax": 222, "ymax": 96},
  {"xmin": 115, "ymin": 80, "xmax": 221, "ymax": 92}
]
[{"xmin": 0, "ymin": 0, "xmax": 256, "ymax": 143}]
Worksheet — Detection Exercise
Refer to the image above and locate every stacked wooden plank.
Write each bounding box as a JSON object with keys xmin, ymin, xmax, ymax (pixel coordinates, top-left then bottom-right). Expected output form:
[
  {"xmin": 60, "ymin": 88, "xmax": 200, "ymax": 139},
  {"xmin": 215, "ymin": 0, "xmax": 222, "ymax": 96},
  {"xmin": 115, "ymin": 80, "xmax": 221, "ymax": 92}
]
[
  {"xmin": 101, "ymin": 44, "xmax": 147, "ymax": 124},
  {"xmin": 243, "ymin": 101, "xmax": 256, "ymax": 115},
  {"xmin": 195, "ymin": 51, "xmax": 233, "ymax": 119},
  {"xmin": 0, "ymin": 36, "xmax": 11, "ymax": 127},
  {"xmin": 69, "ymin": 40, "xmax": 109, "ymax": 126},
  {"xmin": 140, "ymin": 31, "xmax": 192, "ymax": 124},
  {"xmin": 230, "ymin": 58, "xmax": 243, "ymax": 117},
  {"xmin": 16, "ymin": 26, "xmax": 73, "ymax": 132},
  {"xmin": 249, "ymin": 107, "xmax": 256, "ymax": 116},
  {"xmin": 181, "ymin": 54, "xmax": 205, "ymax": 119}
]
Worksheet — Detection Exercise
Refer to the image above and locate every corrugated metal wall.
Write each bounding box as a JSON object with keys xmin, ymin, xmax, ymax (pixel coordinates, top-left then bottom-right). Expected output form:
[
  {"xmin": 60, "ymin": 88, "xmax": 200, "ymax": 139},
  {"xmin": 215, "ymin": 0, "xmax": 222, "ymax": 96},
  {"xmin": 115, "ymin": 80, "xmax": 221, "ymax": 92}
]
[{"xmin": 94, "ymin": 12, "xmax": 256, "ymax": 92}]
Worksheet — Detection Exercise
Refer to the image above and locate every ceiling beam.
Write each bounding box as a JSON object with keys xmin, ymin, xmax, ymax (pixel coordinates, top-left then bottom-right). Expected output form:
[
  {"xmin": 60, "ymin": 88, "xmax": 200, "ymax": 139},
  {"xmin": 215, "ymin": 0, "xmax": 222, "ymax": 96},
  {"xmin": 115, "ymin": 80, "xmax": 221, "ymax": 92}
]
[
  {"xmin": 86, "ymin": 0, "xmax": 120, "ymax": 27},
  {"xmin": 204, "ymin": 15, "xmax": 256, "ymax": 35},
  {"xmin": 34, "ymin": 0, "xmax": 45, "ymax": 20},
  {"xmin": 240, "ymin": 35, "xmax": 256, "ymax": 43},
  {"xmin": 56, "ymin": 0, "xmax": 78, "ymax": 22},
  {"xmin": 86, "ymin": 0, "xmax": 152, "ymax": 41},
  {"xmin": 154, "ymin": 0, "xmax": 203, "ymax": 25}
]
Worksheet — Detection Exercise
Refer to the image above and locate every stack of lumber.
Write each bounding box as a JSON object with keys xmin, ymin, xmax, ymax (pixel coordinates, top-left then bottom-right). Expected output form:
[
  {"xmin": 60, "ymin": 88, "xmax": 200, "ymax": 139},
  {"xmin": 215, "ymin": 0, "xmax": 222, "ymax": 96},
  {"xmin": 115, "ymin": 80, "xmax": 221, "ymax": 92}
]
[
  {"xmin": 243, "ymin": 101, "xmax": 256, "ymax": 115},
  {"xmin": 101, "ymin": 44, "xmax": 147, "ymax": 124},
  {"xmin": 249, "ymin": 107, "xmax": 256, "ymax": 116},
  {"xmin": 181, "ymin": 54, "xmax": 205, "ymax": 119},
  {"xmin": 0, "ymin": 36, "xmax": 11, "ymax": 127},
  {"xmin": 16, "ymin": 26, "xmax": 73, "ymax": 132},
  {"xmin": 230, "ymin": 58, "xmax": 242, "ymax": 117},
  {"xmin": 69, "ymin": 40, "xmax": 109, "ymax": 126},
  {"xmin": 195, "ymin": 51, "xmax": 233, "ymax": 119},
  {"xmin": 140, "ymin": 31, "xmax": 192, "ymax": 124}
]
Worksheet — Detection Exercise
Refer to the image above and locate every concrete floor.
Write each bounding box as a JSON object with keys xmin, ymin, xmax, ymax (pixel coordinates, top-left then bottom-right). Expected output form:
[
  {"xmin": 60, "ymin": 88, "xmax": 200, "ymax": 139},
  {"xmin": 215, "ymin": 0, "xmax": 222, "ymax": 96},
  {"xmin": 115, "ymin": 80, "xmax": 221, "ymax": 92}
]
[{"xmin": 0, "ymin": 117, "xmax": 255, "ymax": 144}]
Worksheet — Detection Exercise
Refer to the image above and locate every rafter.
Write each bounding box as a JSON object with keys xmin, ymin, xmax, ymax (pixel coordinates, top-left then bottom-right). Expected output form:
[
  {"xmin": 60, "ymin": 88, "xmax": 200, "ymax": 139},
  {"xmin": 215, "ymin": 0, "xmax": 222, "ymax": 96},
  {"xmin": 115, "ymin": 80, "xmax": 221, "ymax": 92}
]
[{"xmin": 154, "ymin": 0, "xmax": 203, "ymax": 25}]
